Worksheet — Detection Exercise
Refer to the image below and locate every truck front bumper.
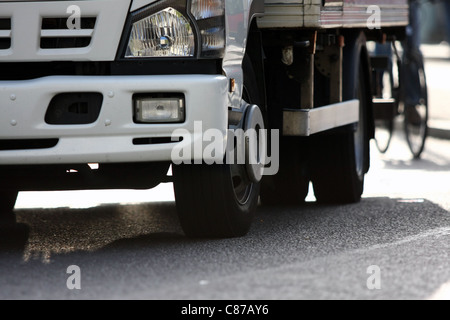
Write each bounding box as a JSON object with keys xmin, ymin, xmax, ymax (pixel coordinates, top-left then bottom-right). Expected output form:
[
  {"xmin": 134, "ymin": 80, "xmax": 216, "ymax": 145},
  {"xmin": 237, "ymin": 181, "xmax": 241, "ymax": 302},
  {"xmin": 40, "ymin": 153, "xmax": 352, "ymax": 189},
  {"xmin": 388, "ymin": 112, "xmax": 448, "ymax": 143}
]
[{"xmin": 0, "ymin": 75, "xmax": 228, "ymax": 165}]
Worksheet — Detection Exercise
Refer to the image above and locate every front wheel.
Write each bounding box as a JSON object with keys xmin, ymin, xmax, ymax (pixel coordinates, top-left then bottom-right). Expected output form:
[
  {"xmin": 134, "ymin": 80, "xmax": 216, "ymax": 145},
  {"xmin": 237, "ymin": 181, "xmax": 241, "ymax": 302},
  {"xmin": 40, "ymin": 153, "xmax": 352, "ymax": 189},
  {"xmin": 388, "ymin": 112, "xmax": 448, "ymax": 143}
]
[
  {"xmin": 173, "ymin": 55, "xmax": 264, "ymax": 238},
  {"xmin": 173, "ymin": 104, "xmax": 264, "ymax": 238},
  {"xmin": 173, "ymin": 162, "xmax": 260, "ymax": 238}
]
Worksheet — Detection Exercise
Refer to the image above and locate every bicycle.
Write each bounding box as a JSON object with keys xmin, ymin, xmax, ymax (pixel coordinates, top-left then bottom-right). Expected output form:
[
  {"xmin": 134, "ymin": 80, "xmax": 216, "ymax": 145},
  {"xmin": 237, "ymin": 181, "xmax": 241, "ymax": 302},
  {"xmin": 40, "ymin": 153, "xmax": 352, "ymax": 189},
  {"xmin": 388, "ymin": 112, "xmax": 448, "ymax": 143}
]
[
  {"xmin": 372, "ymin": 0, "xmax": 429, "ymax": 159},
  {"xmin": 372, "ymin": 40, "xmax": 428, "ymax": 159}
]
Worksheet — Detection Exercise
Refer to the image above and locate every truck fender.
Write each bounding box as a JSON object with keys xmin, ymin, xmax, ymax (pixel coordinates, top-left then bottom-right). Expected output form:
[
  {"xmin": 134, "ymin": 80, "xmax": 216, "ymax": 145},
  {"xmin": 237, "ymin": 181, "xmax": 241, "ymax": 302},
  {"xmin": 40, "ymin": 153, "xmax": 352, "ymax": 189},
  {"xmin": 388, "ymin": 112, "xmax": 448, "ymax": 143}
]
[{"xmin": 223, "ymin": 0, "xmax": 265, "ymax": 112}]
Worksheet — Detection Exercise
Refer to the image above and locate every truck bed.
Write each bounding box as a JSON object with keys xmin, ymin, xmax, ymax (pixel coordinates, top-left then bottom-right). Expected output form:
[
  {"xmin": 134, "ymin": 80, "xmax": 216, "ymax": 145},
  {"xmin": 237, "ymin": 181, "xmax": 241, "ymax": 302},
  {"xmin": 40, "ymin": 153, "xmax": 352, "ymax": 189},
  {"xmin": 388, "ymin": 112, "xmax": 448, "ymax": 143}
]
[{"xmin": 258, "ymin": 0, "xmax": 409, "ymax": 29}]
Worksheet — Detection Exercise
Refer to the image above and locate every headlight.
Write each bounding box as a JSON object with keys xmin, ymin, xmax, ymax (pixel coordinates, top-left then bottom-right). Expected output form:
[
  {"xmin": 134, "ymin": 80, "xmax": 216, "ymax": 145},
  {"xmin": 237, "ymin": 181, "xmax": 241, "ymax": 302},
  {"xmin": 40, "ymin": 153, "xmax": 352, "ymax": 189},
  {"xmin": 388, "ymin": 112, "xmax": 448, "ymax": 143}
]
[
  {"xmin": 124, "ymin": 0, "xmax": 225, "ymax": 59},
  {"xmin": 125, "ymin": 7, "xmax": 195, "ymax": 58}
]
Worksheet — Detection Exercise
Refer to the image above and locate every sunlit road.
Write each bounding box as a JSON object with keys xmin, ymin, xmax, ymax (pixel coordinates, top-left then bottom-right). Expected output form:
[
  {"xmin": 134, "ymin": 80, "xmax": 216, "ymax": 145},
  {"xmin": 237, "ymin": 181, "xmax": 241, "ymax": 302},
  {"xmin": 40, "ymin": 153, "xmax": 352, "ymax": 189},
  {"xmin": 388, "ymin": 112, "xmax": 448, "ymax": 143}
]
[
  {"xmin": 1, "ymin": 132, "xmax": 450, "ymax": 300},
  {"xmin": 2, "ymin": 56, "xmax": 450, "ymax": 300}
]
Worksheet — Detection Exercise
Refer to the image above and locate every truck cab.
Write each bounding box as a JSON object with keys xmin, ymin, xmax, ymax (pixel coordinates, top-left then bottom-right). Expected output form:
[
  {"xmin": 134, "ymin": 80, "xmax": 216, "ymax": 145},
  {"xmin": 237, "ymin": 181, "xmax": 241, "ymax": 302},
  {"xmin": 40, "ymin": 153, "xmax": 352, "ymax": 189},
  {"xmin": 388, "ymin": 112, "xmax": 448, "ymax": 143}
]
[{"xmin": 0, "ymin": 0, "xmax": 409, "ymax": 237}]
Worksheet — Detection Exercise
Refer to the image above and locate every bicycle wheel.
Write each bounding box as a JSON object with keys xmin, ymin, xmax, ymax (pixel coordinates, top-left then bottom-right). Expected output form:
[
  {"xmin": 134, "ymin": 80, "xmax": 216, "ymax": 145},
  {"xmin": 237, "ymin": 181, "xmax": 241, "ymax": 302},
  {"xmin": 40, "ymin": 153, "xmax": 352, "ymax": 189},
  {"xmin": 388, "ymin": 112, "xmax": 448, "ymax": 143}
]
[{"xmin": 403, "ymin": 52, "xmax": 428, "ymax": 159}]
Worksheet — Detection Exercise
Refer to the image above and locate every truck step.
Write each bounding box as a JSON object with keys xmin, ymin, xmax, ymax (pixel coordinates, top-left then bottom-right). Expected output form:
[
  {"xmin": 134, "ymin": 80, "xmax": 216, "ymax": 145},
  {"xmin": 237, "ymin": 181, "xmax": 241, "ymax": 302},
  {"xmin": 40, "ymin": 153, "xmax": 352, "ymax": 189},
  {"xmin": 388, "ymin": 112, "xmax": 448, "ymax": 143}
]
[{"xmin": 283, "ymin": 100, "xmax": 360, "ymax": 136}]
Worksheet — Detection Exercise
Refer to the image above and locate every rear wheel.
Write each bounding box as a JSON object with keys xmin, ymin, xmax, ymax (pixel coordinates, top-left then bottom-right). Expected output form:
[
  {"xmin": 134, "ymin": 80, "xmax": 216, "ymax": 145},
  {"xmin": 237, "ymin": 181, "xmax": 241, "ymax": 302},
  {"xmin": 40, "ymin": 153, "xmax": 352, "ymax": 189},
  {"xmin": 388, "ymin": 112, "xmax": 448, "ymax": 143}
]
[
  {"xmin": 312, "ymin": 34, "xmax": 370, "ymax": 204},
  {"xmin": 260, "ymin": 138, "xmax": 310, "ymax": 206},
  {"xmin": 173, "ymin": 56, "xmax": 264, "ymax": 238}
]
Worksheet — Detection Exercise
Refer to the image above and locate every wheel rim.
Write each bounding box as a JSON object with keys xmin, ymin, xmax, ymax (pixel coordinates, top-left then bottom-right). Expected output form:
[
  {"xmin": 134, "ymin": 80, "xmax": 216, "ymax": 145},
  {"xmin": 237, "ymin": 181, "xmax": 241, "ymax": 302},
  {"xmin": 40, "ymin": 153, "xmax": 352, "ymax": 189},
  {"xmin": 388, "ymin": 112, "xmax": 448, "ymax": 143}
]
[
  {"xmin": 244, "ymin": 105, "xmax": 266, "ymax": 184},
  {"xmin": 231, "ymin": 162, "xmax": 253, "ymax": 205},
  {"xmin": 230, "ymin": 87, "xmax": 257, "ymax": 206}
]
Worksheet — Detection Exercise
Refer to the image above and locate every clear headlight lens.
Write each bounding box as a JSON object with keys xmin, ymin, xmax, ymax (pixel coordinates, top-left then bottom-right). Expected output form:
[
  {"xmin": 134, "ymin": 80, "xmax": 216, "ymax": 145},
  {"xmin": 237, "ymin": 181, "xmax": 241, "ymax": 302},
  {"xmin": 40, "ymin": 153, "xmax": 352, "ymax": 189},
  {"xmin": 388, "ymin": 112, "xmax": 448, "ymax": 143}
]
[
  {"xmin": 125, "ymin": 1, "xmax": 225, "ymax": 59},
  {"xmin": 126, "ymin": 7, "xmax": 195, "ymax": 58}
]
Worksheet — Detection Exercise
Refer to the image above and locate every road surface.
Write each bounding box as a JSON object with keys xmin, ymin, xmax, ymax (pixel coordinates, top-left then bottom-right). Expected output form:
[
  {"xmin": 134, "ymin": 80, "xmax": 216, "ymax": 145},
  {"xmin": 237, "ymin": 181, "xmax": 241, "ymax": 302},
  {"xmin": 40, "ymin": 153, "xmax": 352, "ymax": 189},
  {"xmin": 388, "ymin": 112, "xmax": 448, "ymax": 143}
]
[
  {"xmin": 1, "ymin": 132, "xmax": 450, "ymax": 300},
  {"xmin": 1, "ymin": 57, "xmax": 450, "ymax": 300}
]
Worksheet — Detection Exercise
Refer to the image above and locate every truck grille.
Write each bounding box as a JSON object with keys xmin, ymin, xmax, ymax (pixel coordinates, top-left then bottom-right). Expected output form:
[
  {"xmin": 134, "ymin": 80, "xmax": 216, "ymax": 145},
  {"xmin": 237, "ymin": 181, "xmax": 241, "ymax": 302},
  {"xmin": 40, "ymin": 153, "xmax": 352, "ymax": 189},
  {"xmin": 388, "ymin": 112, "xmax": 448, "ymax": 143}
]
[
  {"xmin": 0, "ymin": 0, "xmax": 130, "ymax": 62},
  {"xmin": 40, "ymin": 17, "xmax": 97, "ymax": 49},
  {"xmin": 0, "ymin": 18, "xmax": 11, "ymax": 50}
]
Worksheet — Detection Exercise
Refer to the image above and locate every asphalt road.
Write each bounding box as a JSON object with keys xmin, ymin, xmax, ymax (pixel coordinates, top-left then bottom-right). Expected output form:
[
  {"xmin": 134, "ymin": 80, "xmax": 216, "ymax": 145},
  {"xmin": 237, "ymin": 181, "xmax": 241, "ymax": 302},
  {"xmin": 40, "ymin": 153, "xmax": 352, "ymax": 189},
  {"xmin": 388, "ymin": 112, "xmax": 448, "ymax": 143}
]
[
  {"xmin": 2, "ymin": 57, "xmax": 450, "ymax": 300},
  {"xmin": 1, "ymin": 132, "xmax": 450, "ymax": 300}
]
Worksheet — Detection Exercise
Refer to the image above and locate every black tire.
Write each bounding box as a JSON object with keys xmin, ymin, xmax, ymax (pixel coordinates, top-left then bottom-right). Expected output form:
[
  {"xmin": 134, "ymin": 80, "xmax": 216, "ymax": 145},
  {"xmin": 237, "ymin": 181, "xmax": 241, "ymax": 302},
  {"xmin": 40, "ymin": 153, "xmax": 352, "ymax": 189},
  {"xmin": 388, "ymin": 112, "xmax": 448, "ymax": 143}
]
[
  {"xmin": 311, "ymin": 33, "xmax": 370, "ymax": 204},
  {"xmin": 173, "ymin": 163, "xmax": 259, "ymax": 238},
  {"xmin": 0, "ymin": 190, "xmax": 18, "ymax": 223},
  {"xmin": 173, "ymin": 56, "xmax": 262, "ymax": 238},
  {"xmin": 260, "ymin": 138, "xmax": 310, "ymax": 206}
]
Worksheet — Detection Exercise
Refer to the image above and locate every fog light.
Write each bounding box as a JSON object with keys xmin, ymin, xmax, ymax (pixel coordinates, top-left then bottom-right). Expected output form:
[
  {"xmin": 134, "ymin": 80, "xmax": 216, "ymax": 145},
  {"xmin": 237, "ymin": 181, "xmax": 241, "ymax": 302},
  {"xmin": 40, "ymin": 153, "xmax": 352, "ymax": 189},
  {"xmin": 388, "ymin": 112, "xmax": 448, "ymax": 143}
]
[{"xmin": 134, "ymin": 96, "xmax": 185, "ymax": 123}]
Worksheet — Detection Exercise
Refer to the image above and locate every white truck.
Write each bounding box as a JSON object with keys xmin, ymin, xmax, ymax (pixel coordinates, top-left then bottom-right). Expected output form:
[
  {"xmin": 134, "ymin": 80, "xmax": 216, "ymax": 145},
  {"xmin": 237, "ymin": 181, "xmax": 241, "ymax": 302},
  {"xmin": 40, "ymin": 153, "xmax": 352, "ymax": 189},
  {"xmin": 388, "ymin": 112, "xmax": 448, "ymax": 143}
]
[{"xmin": 0, "ymin": 0, "xmax": 408, "ymax": 237}]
